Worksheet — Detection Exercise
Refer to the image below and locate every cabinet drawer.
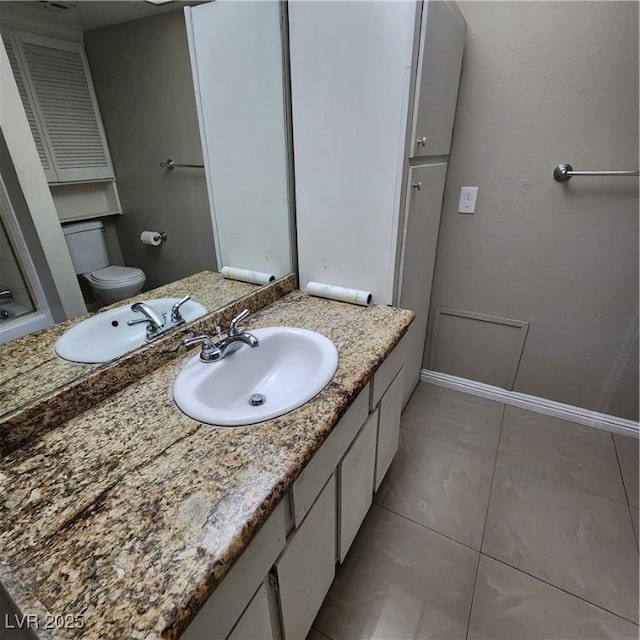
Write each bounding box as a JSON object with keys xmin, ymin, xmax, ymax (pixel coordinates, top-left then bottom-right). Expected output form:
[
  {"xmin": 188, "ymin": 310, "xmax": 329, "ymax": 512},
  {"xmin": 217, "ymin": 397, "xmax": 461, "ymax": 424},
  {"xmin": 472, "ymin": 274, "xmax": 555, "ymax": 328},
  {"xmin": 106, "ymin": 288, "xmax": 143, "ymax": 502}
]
[
  {"xmin": 276, "ymin": 474, "xmax": 337, "ymax": 640},
  {"xmin": 375, "ymin": 367, "xmax": 405, "ymax": 490},
  {"xmin": 371, "ymin": 335, "xmax": 407, "ymax": 410},
  {"xmin": 291, "ymin": 384, "xmax": 369, "ymax": 527},
  {"xmin": 338, "ymin": 408, "xmax": 378, "ymax": 562}
]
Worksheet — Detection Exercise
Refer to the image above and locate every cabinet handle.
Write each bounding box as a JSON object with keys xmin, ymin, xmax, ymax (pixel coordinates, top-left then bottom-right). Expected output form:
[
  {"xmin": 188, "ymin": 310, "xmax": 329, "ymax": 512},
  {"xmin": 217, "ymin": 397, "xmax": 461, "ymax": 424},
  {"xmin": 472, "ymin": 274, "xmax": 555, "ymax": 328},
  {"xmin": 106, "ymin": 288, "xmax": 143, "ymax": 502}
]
[
  {"xmin": 411, "ymin": 182, "xmax": 422, "ymax": 191},
  {"xmin": 416, "ymin": 136, "xmax": 426, "ymax": 146}
]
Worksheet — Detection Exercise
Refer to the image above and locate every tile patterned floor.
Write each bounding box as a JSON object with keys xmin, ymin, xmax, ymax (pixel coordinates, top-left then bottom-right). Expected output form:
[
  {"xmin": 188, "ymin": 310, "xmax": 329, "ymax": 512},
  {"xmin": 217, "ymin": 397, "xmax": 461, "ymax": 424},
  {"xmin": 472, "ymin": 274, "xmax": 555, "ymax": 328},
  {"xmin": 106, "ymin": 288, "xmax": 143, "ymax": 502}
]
[{"xmin": 311, "ymin": 383, "xmax": 639, "ymax": 640}]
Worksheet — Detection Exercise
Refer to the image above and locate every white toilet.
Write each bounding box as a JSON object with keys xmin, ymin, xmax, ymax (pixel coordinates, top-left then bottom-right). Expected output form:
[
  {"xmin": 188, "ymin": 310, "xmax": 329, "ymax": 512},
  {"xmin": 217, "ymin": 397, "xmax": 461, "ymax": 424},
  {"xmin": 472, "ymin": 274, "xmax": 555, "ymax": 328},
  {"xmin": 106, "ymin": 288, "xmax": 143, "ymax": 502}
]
[{"xmin": 62, "ymin": 220, "xmax": 146, "ymax": 304}]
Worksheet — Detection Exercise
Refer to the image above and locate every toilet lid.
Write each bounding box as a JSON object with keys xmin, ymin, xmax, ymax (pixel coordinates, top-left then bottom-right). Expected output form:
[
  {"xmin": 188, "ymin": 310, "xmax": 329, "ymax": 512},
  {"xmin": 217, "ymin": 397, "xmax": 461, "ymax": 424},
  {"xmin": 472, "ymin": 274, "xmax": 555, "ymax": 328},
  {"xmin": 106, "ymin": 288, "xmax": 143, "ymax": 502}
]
[{"xmin": 90, "ymin": 265, "xmax": 144, "ymax": 284}]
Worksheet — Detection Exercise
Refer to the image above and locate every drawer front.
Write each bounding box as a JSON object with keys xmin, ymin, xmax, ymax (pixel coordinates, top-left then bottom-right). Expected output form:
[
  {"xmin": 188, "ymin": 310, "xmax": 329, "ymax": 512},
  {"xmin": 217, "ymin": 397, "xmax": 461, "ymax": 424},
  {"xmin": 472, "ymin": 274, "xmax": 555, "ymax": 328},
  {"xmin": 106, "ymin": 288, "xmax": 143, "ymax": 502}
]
[
  {"xmin": 375, "ymin": 367, "xmax": 405, "ymax": 490},
  {"xmin": 371, "ymin": 335, "xmax": 407, "ymax": 410},
  {"xmin": 277, "ymin": 474, "xmax": 337, "ymax": 640},
  {"xmin": 338, "ymin": 408, "xmax": 378, "ymax": 562},
  {"xmin": 292, "ymin": 384, "xmax": 369, "ymax": 527}
]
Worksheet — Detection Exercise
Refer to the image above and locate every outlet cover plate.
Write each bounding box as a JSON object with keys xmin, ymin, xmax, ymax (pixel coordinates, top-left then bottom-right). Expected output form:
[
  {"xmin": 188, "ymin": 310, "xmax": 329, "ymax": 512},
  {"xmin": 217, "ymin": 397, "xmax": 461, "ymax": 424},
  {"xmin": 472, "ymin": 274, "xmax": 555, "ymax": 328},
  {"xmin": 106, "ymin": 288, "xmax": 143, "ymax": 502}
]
[{"xmin": 458, "ymin": 186, "xmax": 478, "ymax": 214}]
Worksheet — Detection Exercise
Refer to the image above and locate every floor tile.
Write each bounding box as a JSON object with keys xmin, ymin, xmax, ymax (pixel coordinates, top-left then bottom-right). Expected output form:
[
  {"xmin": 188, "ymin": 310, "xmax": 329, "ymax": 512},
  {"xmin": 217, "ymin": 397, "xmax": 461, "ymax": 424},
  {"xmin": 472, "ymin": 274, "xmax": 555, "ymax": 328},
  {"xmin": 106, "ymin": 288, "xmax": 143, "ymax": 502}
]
[
  {"xmin": 614, "ymin": 434, "xmax": 639, "ymax": 507},
  {"xmin": 375, "ymin": 428, "xmax": 496, "ymax": 549},
  {"xmin": 401, "ymin": 384, "xmax": 503, "ymax": 452},
  {"xmin": 468, "ymin": 555, "xmax": 640, "ymax": 639},
  {"xmin": 313, "ymin": 505, "xmax": 478, "ymax": 640},
  {"xmin": 483, "ymin": 462, "xmax": 639, "ymax": 623},
  {"xmin": 498, "ymin": 407, "xmax": 627, "ymax": 503}
]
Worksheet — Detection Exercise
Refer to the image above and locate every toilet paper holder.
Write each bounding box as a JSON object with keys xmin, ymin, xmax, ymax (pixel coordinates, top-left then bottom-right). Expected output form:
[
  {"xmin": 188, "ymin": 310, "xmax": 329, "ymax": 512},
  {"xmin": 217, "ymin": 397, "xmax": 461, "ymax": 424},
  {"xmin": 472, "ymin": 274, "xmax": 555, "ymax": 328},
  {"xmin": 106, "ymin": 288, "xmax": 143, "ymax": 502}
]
[{"xmin": 140, "ymin": 231, "xmax": 168, "ymax": 246}]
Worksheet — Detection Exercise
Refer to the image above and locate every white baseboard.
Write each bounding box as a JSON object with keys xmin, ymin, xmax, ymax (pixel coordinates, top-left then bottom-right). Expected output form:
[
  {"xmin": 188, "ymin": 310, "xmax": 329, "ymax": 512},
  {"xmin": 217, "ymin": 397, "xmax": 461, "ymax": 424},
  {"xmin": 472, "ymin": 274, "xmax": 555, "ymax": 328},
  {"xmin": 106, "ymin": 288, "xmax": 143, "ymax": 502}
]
[{"xmin": 420, "ymin": 369, "xmax": 639, "ymax": 439}]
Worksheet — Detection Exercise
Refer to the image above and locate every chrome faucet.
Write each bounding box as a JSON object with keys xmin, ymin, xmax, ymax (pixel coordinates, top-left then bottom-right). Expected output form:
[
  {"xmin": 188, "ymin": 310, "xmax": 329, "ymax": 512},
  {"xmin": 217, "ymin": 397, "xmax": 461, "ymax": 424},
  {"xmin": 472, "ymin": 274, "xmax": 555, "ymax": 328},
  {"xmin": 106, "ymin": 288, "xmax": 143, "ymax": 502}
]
[
  {"xmin": 0, "ymin": 289, "xmax": 12, "ymax": 302},
  {"xmin": 170, "ymin": 295, "xmax": 191, "ymax": 325},
  {"xmin": 183, "ymin": 309, "xmax": 259, "ymax": 362},
  {"xmin": 127, "ymin": 302, "xmax": 166, "ymax": 339}
]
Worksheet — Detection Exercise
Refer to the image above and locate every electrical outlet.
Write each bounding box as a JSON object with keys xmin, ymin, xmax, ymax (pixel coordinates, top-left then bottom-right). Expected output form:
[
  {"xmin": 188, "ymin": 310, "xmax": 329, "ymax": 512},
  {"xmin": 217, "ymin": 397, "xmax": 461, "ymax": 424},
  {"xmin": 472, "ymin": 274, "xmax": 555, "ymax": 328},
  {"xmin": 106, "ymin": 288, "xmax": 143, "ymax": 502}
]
[{"xmin": 458, "ymin": 186, "xmax": 478, "ymax": 214}]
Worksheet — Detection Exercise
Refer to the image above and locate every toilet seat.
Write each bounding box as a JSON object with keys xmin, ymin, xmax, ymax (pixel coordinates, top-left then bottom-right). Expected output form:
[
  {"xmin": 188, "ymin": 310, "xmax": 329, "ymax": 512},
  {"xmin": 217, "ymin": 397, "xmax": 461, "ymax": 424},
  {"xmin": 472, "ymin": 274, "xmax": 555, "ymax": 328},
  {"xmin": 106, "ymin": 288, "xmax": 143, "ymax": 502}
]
[
  {"xmin": 84, "ymin": 265, "xmax": 146, "ymax": 304},
  {"xmin": 89, "ymin": 265, "xmax": 144, "ymax": 284}
]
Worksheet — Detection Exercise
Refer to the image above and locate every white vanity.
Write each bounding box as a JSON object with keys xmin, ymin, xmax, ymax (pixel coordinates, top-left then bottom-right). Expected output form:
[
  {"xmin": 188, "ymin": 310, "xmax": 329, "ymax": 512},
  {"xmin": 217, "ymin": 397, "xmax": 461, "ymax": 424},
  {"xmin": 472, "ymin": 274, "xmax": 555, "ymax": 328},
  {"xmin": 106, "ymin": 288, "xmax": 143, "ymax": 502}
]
[{"xmin": 183, "ymin": 334, "xmax": 407, "ymax": 640}]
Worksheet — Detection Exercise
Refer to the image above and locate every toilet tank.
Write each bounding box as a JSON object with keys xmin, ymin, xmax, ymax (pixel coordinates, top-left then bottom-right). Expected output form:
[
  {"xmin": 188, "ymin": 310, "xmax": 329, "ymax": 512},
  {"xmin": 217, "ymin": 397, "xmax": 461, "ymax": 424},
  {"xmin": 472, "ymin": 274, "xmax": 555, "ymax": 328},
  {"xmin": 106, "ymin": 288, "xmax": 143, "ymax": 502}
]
[{"xmin": 62, "ymin": 220, "xmax": 110, "ymax": 275}]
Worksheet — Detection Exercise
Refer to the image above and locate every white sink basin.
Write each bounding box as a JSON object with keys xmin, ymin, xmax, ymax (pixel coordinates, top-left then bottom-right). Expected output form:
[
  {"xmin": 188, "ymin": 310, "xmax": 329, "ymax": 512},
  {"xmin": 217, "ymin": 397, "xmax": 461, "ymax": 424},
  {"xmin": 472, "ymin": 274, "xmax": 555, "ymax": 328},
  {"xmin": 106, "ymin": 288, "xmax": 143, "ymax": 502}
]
[
  {"xmin": 55, "ymin": 298, "xmax": 207, "ymax": 364},
  {"xmin": 173, "ymin": 327, "xmax": 339, "ymax": 426}
]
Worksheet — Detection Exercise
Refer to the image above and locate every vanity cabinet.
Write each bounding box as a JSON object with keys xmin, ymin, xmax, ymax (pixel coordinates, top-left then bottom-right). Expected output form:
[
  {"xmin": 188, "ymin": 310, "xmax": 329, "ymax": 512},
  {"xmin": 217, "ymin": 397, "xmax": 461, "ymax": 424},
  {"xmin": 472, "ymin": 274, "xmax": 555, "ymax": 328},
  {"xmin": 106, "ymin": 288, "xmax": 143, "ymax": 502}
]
[{"xmin": 182, "ymin": 340, "xmax": 407, "ymax": 640}]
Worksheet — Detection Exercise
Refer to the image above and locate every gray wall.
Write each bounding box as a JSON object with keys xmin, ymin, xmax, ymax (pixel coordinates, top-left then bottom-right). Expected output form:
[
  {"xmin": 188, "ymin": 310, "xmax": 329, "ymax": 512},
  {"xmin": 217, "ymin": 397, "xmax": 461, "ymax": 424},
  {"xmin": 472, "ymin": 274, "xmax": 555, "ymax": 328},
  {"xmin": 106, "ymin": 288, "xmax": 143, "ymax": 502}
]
[
  {"xmin": 84, "ymin": 10, "xmax": 216, "ymax": 290},
  {"xmin": 424, "ymin": 1, "xmax": 639, "ymax": 421}
]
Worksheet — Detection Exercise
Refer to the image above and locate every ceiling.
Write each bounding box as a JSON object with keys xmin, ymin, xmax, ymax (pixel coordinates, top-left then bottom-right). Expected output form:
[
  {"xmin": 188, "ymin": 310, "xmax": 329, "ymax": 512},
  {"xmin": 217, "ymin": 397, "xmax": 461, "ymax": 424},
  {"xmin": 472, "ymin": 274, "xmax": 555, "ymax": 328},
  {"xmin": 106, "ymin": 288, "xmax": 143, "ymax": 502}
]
[{"xmin": 0, "ymin": 1, "xmax": 206, "ymax": 33}]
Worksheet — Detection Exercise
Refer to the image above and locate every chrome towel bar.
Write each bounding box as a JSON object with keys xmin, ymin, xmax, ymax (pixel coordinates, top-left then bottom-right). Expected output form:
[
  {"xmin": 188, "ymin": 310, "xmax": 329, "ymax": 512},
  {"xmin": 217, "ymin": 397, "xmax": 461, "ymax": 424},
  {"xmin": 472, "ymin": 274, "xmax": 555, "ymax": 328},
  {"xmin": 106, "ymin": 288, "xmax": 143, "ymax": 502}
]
[
  {"xmin": 553, "ymin": 163, "xmax": 639, "ymax": 182},
  {"xmin": 160, "ymin": 158, "xmax": 204, "ymax": 171}
]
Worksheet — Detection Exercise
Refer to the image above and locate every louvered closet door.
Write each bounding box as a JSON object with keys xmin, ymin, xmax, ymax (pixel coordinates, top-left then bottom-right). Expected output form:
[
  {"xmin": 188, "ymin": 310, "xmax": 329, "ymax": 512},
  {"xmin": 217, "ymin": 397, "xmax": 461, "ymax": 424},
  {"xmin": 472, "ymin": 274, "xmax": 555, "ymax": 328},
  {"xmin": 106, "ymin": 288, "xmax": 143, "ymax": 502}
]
[
  {"xmin": 1, "ymin": 31, "xmax": 57, "ymax": 182},
  {"xmin": 14, "ymin": 31, "xmax": 114, "ymax": 183}
]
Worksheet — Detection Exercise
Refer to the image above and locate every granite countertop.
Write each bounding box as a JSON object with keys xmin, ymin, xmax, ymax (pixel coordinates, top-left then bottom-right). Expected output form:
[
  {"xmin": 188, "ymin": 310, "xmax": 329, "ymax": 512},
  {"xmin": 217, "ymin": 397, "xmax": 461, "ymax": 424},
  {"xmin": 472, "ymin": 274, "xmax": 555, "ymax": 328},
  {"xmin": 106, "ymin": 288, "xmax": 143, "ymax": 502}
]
[
  {"xmin": 0, "ymin": 291, "xmax": 413, "ymax": 640},
  {"xmin": 0, "ymin": 271, "xmax": 260, "ymax": 417}
]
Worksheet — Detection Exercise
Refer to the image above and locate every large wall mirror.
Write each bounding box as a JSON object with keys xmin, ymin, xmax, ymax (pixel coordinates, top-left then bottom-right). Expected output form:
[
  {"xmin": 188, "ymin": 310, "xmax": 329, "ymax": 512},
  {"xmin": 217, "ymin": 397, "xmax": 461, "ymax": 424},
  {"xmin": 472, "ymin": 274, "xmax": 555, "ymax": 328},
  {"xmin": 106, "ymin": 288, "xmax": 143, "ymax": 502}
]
[{"xmin": 0, "ymin": 0, "xmax": 295, "ymax": 418}]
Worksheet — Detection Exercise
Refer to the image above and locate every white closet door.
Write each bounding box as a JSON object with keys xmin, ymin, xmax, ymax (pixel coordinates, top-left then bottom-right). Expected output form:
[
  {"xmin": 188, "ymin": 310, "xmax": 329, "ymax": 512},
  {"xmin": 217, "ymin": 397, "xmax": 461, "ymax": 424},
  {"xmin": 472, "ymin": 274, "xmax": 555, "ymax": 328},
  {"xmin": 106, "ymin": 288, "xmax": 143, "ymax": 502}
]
[
  {"xmin": 289, "ymin": 1, "xmax": 417, "ymax": 304},
  {"xmin": 399, "ymin": 162, "xmax": 448, "ymax": 404},
  {"xmin": 14, "ymin": 31, "xmax": 114, "ymax": 183},
  {"xmin": 1, "ymin": 31, "xmax": 56, "ymax": 182},
  {"xmin": 410, "ymin": 1, "xmax": 466, "ymax": 158}
]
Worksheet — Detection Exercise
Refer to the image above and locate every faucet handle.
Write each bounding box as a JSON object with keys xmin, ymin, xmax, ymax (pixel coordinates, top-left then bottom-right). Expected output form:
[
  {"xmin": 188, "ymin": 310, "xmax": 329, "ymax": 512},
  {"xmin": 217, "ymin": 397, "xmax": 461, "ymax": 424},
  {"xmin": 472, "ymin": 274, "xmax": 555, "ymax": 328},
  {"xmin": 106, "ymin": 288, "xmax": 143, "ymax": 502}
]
[
  {"xmin": 183, "ymin": 334, "xmax": 215, "ymax": 348},
  {"xmin": 229, "ymin": 309, "xmax": 250, "ymax": 336},
  {"xmin": 183, "ymin": 334, "xmax": 222, "ymax": 362},
  {"xmin": 171, "ymin": 295, "xmax": 191, "ymax": 324}
]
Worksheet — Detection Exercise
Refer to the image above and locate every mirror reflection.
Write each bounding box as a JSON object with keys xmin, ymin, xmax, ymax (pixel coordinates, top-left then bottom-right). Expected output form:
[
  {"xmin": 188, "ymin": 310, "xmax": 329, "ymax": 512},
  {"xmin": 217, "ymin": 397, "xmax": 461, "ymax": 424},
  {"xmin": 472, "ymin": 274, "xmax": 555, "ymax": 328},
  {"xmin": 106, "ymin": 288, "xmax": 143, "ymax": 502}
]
[{"xmin": 0, "ymin": 0, "xmax": 294, "ymax": 416}]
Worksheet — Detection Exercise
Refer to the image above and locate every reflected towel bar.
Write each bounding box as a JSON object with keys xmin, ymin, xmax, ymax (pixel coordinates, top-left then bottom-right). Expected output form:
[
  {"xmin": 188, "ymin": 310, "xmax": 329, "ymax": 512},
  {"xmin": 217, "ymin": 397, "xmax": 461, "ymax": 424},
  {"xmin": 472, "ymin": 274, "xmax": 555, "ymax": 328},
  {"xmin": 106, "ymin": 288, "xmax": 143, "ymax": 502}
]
[
  {"xmin": 553, "ymin": 163, "xmax": 640, "ymax": 182},
  {"xmin": 160, "ymin": 159, "xmax": 204, "ymax": 171}
]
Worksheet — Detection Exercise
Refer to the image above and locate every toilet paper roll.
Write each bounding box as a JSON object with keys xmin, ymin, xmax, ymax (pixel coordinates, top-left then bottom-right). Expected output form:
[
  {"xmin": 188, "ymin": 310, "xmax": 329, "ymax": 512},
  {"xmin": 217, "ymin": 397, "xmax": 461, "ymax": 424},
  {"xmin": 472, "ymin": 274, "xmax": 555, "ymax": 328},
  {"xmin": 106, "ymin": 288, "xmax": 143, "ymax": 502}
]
[
  {"xmin": 306, "ymin": 281, "xmax": 372, "ymax": 307},
  {"xmin": 221, "ymin": 266, "xmax": 276, "ymax": 285},
  {"xmin": 140, "ymin": 231, "xmax": 163, "ymax": 247}
]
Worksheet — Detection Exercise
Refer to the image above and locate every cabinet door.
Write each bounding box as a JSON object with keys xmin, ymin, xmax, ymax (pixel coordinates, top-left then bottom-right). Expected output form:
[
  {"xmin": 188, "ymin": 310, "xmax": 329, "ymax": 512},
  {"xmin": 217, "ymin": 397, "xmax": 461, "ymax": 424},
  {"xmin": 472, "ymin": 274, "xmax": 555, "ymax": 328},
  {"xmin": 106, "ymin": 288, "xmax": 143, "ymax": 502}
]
[
  {"xmin": 276, "ymin": 475, "xmax": 336, "ymax": 640},
  {"xmin": 227, "ymin": 583, "xmax": 276, "ymax": 640},
  {"xmin": 399, "ymin": 163, "xmax": 447, "ymax": 405},
  {"xmin": 13, "ymin": 30, "xmax": 114, "ymax": 183},
  {"xmin": 410, "ymin": 1, "xmax": 465, "ymax": 158},
  {"xmin": 375, "ymin": 367, "xmax": 405, "ymax": 490},
  {"xmin": 1, "ymin": 30, "xmax": 56, "ymax": 182},
  {"xmin": 338, "ymin": 409, "xmax": 378, "ymax": 563},
  {"xmin": 292, "ymin": 384, "xmax": 369, "ymax": 527}
]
